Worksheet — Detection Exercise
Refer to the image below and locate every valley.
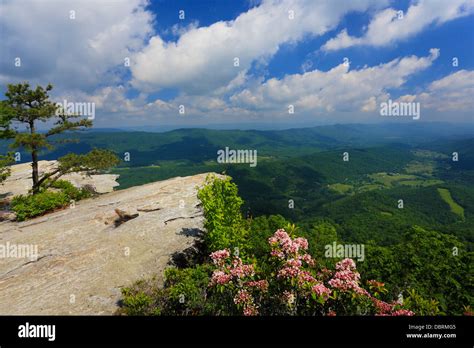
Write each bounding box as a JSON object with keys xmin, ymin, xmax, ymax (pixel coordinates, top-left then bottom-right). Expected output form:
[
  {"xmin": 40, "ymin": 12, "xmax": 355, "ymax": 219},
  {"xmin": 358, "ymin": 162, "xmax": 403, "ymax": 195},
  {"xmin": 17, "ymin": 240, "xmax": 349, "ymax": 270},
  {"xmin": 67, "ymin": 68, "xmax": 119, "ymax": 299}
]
[{"xmin": 2, "ymin": 123, "xmax": 473, "ymax": 314}]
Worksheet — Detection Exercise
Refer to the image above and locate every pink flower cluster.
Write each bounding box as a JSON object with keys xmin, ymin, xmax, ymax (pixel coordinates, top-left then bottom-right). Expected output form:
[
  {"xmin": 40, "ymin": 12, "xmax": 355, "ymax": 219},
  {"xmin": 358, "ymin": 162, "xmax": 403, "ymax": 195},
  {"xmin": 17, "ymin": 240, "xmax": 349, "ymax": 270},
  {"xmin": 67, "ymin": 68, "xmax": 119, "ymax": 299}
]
[
  {"xmin": 210, "ymin": 249, "xmax": 230, "ymax": 266},
  {"xmin": 278, "ymin": 258, "xmax": 303, "ymax": 279},
  {"xmin": 297, "ymin": 270, "xmax": 317, "ymax": 287},
  {"xmin": 230, "ymin": 258, "xmax": 255, "ymax": 278},
  {"xmin": 278, "ymin": 266, "xmax": 300, "ymax": 279},
  {"xmin": 269, "ymin": 230, "xmax": 315, "ymax": 280},
  {"xmin": 209, "ymin": 250, "xmax": 255, "ymax": 286},
  {"xmin": 209, "ymin": 229, "xmax": 416, "ymax": 316},
  {"xmin": 209, "ymin": 249, "xmax": 264, "ymax": 315},
  {"xmin": 391, "ymin": 309, "xmax": 415, "ymax": 316},
  {"xmin": 373, "ymin": 298, "xmax": 394, "ymax": 313},
  {"xmin": 244, "ymin": 280, "xmax": 269, "ymax": 292},
  {"xmin": 210, "ymin": 270, "xmax": 232, "ymax": 286},
  {"xmin": 312, "ymin": 283, "xmax": 332, "ymax": 299},
  {"xmin": 328, "ymin": 258, "xmax": 368, "ymax": 295},
  {"xmin": 234, "ymin": 289, "xmax": 258, "ymax": 316},
  {"xmin": 268, "ymin": 229, "xmax": 309, "ymax": 257},
  {"xmin": 269, "ymin": 230, "xmax": 333, "ymax": 303},
  {"xmin": 336, "ymin": 258, "xmax": 356, "ymax": 271},
  {"xmin": 372, "ymin": 298, "xmax": 414, "ymax": 316}
]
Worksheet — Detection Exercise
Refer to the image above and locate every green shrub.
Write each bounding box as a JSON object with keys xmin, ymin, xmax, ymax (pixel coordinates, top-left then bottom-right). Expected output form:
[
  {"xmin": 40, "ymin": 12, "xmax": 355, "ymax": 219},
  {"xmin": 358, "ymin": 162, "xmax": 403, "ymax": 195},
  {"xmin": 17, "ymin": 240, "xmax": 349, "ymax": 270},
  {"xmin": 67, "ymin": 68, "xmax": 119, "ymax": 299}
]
[
  {"xmin": 120, "ymin": 289, "xmax": 154, "ymax": 316},
  {"xmin": 118, "ymin": 278, "xmax": 162, "ymax": 316},
  {"xmin": 10, "ymin": 180, "xmax": 92, "ymax": 221},
  {"xmin": 403, "ymin": 289, "xmax": 444, "ymax": 315},
  {"xmin": 11, "ymin": 191, "xmax": 70, "ymax": 221},
  {"xmin": 118, "ymin": 265, "xmax": 213, "ymax": 316},
  {"xmin": 51, "ymin": 180, "xmax": 92, "ymax": 201},
  {"xmin": 163, "ymin": 265, "xmax": 212, "ymax": 315},
  {"xmin": 197, "ymin": 174, "xmax": 248, "ymax": 254}
]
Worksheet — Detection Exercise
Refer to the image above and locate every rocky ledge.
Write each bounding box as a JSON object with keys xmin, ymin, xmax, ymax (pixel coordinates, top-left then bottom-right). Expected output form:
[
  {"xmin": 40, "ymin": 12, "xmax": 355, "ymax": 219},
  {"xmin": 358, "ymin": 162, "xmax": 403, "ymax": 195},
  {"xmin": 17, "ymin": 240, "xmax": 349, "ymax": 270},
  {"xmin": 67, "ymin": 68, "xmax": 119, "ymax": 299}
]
[
  {"xmin": 0, "ymin": 173, "xmax": 219, "ymax": 315},
  {"xmin": 0, "ymin": 160, "xmax": 120, "ymax": 200}
]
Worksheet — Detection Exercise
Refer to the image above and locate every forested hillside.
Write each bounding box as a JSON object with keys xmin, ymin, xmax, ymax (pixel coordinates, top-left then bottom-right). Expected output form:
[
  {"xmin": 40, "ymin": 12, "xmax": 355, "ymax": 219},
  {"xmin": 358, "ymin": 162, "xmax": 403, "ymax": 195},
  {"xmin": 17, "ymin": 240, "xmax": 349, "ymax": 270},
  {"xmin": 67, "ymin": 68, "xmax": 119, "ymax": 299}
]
[{"xmin": 3, "ymin": 124, "xmax": 473, "ymax": 314}]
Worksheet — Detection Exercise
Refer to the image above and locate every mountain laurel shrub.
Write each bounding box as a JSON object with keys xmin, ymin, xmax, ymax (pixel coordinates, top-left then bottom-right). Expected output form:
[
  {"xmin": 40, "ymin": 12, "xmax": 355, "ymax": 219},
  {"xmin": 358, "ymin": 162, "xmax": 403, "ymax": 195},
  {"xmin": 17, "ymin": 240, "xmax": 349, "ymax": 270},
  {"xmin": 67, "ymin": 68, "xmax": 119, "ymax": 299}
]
[
  {"xmin": 119, "ymin": 229, "xmax": 418, "ymax": 316},
  {"xmin": 208, "ymin": 229, "xmax": 415, "ymax": 316}
]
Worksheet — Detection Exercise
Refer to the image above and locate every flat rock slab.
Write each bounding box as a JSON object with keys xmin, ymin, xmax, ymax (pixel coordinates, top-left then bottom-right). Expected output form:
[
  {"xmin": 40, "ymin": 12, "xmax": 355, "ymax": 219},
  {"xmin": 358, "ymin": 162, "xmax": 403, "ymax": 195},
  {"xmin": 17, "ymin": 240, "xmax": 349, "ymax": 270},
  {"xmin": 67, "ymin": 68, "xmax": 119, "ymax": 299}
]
[
  {"xmin": 0, "ymin": 173, "xmax": 218, "ymax": 315},
  {"xmin": 0, "ymin": 160, "xmax": 120, "ymax": 200}
]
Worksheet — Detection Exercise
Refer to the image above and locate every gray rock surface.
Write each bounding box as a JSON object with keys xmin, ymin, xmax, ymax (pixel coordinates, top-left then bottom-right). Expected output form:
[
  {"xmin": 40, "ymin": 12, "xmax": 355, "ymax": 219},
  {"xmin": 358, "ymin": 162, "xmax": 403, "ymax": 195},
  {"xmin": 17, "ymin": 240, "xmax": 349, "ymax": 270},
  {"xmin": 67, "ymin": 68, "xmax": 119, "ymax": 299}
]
[
  {"xmin": 0, "ymin": 173, "xmax": 218, "ymax": 315},
  {"xmin": 0, "ymin": 160, "xmax": 120, "ymax": 200}
]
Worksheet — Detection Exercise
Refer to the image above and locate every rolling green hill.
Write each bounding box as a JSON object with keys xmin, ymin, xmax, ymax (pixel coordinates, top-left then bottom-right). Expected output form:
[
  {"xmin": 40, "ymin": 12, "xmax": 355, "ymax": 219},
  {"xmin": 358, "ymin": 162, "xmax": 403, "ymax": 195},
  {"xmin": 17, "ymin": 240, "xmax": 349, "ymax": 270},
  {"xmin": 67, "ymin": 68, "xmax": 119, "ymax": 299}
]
[{"xmin": 2, "ymin": 123, "xmax": 473, "ymax": 314}]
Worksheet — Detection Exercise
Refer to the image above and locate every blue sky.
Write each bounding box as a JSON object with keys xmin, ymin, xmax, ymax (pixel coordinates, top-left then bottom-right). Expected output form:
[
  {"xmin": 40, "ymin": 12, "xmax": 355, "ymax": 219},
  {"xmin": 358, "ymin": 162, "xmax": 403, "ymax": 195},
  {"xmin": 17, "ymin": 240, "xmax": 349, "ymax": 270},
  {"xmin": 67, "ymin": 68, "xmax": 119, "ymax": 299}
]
[{"xmin": 0, "ymin": 0, "xmax": 473, "ymax": 128}]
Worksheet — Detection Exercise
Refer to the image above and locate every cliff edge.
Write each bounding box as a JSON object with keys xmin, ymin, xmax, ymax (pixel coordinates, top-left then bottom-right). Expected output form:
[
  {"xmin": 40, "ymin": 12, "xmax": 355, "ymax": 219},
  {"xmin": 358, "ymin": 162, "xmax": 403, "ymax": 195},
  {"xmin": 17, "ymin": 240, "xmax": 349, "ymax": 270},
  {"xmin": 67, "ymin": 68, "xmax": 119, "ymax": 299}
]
[{"xmin": 0, "ymin": 173, "xmax": 218, "ymax": 314}]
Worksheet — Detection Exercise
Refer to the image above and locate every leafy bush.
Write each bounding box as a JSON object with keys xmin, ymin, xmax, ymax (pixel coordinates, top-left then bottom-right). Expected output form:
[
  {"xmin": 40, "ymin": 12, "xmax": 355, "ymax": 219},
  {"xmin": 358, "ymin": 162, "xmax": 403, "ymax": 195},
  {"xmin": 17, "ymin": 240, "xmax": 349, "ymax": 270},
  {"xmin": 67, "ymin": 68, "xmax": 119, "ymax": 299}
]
[
  {"xmin": 403, "ymin": 289, "xmax": 444, "ymax": 315},
  {"xmin": 197, "ymin": 175, "xmax": 249, "ymax": 254},
  {"xmin": 51, "ymin": 180, "xmax": 91, "ymax": 201},
  {"xmin": 11, "ymin": 180, "xmax": 92, "ymax": 221},
  {"xmin": 118, "ymin": 265, "xmax": 213, "ymax": 316},
  {"xmin": 119, "ymin": 229, "xmax": 423, "ymax": 316},
  {"xmin": 162, "ymin": 265, "xmax": 213, "ymax": 315},
  {"xmin": 11, "ymin": 191, "xmax": 70, "ymax": 221},
  {"xmin": 120, "ymin": 288, "xmax": 155, "ymax": 316},
  {"xmin": 208, "ymin": 229, "xmax": 416, "ymax": 316}
]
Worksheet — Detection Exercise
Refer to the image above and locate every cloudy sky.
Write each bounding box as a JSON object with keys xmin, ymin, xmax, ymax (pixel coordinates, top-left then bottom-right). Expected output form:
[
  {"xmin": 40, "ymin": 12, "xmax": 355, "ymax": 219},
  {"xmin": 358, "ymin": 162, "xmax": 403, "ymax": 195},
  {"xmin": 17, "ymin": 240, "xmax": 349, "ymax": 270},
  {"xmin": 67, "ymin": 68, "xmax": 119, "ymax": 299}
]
[{"xmin": 0, "ymin": 0, "xmax": 473, "ymax": 128}]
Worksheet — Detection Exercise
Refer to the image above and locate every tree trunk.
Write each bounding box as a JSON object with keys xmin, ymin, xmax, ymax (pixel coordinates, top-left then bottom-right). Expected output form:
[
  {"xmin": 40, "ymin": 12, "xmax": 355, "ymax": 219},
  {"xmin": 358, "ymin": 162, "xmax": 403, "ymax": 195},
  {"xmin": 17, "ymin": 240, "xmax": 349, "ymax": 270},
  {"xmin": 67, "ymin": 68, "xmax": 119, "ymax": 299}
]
[
  {"xmin": 31, "ymin": 150, "xmax": 39, "ymax": 194},
  {"xmin": 29, "ymin": 121, "xmax": 39, "ymax": 194}
]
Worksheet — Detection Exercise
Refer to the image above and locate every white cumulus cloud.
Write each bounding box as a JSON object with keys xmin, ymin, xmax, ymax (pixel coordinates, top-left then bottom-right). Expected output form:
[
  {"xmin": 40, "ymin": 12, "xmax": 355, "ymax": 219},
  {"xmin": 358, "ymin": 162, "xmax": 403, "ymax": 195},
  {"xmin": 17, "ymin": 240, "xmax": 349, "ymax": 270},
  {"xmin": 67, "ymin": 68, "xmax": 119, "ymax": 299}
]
[
  {"xmin": 130, "ymin": 0, "xmax": 387, "ymax": 94},
  {"xmin": 322, "ymin": 0, "xmax": 474, "ymax": 51},
  {"xmin": 415, "ymin": 70, "xmax": 474, "ymax": 111},
  {"xmin": 230, "ymin": 49, "xmax": 440, "ymax": 117},
  {"xmin": 0, "ymin": 0, "xmax": 154, "ymax": 91}
]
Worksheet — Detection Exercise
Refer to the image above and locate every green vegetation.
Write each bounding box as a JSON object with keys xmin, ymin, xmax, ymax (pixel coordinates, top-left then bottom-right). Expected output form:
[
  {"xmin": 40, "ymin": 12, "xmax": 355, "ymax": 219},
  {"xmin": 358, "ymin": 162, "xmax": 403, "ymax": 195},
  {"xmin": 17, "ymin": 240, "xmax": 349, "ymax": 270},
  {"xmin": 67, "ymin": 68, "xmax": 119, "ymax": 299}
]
[
  {"xmin": 2, "ymin": 119, "xmax": 472, "ymax": 314},
  {"xmin": 404, "ymin": 160, "xmax": 436, "ymax": 175},
  {"xmin": 11, "ymin": 180, "xmax": 91, "ymax": 221},
  {"xmin": 197, "ymin": 175, "xmax": 249, "ymax": 255},
  {"xmin": 358, "ymin": 227, "xmax": 473, "ymax": 313},
  {"xmin": 118, "ymin": 265, "xmax": 213, "ymax": 316},
  {"xmin": 11, "ymin": 191, "xmax": 70, "ymax": 221},
  {"xmin": 50, "ymin": 180, "xmax": 92, "ymax": 201},
  {"xmin": 365, "ymin": 172, "xmax": 442, "ymax": 188},
  {"xmin": 0, "ymin": 82, "xmax": 119, "ymax": 194},
  {"xmin": 0, "ymin": 153, "xmax": 12, "ymax": 183},
  {"xmin": 328, "ymin": 183, "xmax": 353, "ymax": 194},
  {"xmin": 118, "ymin": 176, "xmax": 473, "ymax": 316},
  {"xmin": 438, "ymin": 188, "xmax": 465, "ymax": 219},
  {"xmin": 106, "ymin": 128, "xmax": 474, "ymax": 315},
  {"xmin": 0, "ymin": 82, "xmax": 119, "ymax": 222}
]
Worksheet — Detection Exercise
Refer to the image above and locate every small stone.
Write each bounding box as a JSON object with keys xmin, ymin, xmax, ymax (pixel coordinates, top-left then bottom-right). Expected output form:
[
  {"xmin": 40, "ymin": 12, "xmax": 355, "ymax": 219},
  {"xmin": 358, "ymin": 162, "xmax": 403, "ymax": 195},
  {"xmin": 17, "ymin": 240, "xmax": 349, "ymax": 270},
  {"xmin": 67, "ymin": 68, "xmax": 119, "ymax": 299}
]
[{"xmin": 0, "ymin": 211, "xmax": 16, "ymax": 221}]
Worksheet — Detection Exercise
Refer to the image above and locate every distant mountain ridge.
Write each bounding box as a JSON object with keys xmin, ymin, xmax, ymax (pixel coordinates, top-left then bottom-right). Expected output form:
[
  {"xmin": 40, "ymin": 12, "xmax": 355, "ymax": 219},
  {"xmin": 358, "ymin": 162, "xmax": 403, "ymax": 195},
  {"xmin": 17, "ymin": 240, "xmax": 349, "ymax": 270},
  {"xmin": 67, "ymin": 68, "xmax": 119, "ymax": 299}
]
[{"xmin": 3, "ymin": 123, "xmax": 474, "ymax": 166}]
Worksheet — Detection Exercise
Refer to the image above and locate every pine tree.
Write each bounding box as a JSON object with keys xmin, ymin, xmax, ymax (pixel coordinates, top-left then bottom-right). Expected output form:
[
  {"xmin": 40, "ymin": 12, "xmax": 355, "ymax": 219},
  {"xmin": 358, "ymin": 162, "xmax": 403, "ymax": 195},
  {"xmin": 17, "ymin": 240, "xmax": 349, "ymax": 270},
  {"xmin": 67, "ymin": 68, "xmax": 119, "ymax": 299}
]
[{"xmin": 1, "ymin": 82, "xmax": 119, "ymax": 193}]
